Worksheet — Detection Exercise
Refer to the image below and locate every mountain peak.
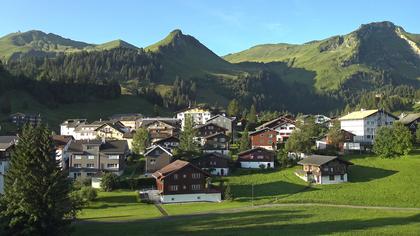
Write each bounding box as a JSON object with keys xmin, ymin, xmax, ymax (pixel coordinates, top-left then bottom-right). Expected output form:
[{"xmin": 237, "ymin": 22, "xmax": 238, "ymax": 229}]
[{"xmin": 146, "ymin": 29, "xmax": 199, "ymax": 52}]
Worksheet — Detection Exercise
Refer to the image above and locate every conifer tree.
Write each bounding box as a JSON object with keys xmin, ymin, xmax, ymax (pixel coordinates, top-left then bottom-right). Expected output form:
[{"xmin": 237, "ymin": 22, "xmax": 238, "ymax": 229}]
[
  {"xmin": 179, "ymin": 115, "xmax": 199, "ymax": 154},
  {"xmin": 0, "ymin": 125, "xmax": 79, "ymax": 235},
  {"xmin": 239, "ymin": 127, "xmax": 251, "ymax": 152},
  {"xmin": 132, "ymin": 127, "xmax": 150, "ymax": 154}
]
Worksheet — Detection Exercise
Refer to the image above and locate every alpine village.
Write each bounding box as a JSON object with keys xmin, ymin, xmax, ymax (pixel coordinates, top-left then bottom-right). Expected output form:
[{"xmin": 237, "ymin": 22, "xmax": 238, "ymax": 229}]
[{"xmin": 1, "ymin": 5, "xmax": 420, "ymax": 235}]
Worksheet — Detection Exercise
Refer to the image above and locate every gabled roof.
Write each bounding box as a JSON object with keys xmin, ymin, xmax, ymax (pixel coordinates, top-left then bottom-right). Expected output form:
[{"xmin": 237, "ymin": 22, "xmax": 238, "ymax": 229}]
[
  {"xmin": 0, "ymin": 136, "xmax": 18, "ymax": 151},
  {"xmin": 192, "ymin": 152, "xmax": 231, "ymax": 161},
  {"xmin": 140, "ymin": 118, "xmax": 180, "ymax": 128},
  {"xmin": 298, "ymin": 155, "xmax": 353, "ymax": 166},
  {"xmin": 67, "ymin": 139, "xmax": 127, "ymax": 154},
  {"xmin": 203, "ymin": 132, "xmax": 229, "ymax": 139},
  {"xmin": 152, "ymin": 136, "xmax": 180, "ymax": 144},
  {"xmin": 195, "ymin": 122, "xmax": 227, "ymax": 131},
  {"xmin": 339, "ymin": 109, "xmax": 397, "ymax": 121},
  {"xmin": 207, "ymin": 114, "xmax": 235, "ymax": 122},
  {"xmin": 152, "ymin": 160, "xmax": 210, "ymax": 180},
  {"xmin": 51, "ymin": 135, "xmax": 73, "ymax": 148},
  {"xmin": 249, "ymin": 127, "xmax": 276, "ymax": 136},
  {"xmin": 95, "ymin": 122, "xmax": 127, "ymax": 134},
  {"xmin": 399, "ymin": 113, "xmax": 420, "ymax": 125},
  {"xmin": 256, "ymin": 116, "xmax": 296, "ymax": 130},
  {"xmin": 238, "ymin": 147, "xmax": 275, "ymax": 156},
  {"xmin": 144, "ymin": 145, "xmax": 173, "ymax": 157}
]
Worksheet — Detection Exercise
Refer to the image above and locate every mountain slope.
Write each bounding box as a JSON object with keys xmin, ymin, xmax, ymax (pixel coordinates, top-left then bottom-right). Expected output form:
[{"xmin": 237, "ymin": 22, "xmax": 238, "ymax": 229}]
[
  {"xmin": 0, "ymin": 30, "xmax": 139, "ymax": 62},
  {"xmin": 145, "ymin": 29, "xmax": 241, "ymax": 81},
  {"xmin": 224, "ymin": 21, "xmax": 420, "ymax": 91}
]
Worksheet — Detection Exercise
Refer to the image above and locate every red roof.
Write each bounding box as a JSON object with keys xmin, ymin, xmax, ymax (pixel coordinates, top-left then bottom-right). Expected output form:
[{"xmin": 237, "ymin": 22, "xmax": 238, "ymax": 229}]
[{"xmin": 152, "ymin": 160, "xmax": 210, "ymax": 180}]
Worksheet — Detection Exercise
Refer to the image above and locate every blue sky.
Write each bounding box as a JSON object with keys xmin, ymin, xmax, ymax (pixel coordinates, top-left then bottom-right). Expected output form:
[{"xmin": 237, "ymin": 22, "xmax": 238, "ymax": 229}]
[{"xmin": 1, "ymin": 0, "xmax": 419, "ymax": 55}]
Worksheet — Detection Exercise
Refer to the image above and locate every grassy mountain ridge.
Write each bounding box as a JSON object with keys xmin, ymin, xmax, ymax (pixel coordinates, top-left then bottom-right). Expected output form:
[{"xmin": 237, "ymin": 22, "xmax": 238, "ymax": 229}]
[
  {"xmin": 0, "ymin": 30, "xmax": 139, "ymax": 62},
  {"xmin": 224, "ymin": 21, "xmax": 420, "ymax": 91}
]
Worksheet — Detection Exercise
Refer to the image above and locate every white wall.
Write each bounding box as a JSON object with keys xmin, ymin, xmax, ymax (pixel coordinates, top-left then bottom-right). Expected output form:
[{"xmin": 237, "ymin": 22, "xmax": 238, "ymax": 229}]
[
  {"xmin": 91, "ymin": 177, "xmax": 102, "ymax": 189},
  {"xmin": 161, "ymin": 193, "xmax": 221, "ymax": 203},
  {"xmin": 240, "ymin": 161, "xmax": 274, "ymax": 169},
  {"xmin": 206, "ymin": 168, "xmax": 229, "ymax": 176},
  {"xmin": 320, "ymin": 174, "xmax": 348, "ymax": 184}
]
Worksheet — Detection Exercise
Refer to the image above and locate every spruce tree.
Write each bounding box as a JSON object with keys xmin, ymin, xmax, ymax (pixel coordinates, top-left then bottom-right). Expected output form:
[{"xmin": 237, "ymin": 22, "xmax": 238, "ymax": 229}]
[
  {"xmin": 239, "ymin": 127, "xmax": 251, "ymax": 152},
  {"xmin": 227, "ymin": 99, "xmax": 240, "ymax": 117},
  {"xmin": 0, "ymin": 125, "xmax": 79, "ymax": 235},
  {"xmin": 132, "ymin": 127, "xmax": 150, "ymax": 154},
  {"xmin": 179, "ymin": 115, "xmax": 199, "ymax": 155}
]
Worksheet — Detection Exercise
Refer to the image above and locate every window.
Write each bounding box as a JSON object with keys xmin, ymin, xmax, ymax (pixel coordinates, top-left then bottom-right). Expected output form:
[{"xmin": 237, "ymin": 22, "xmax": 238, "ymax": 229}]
[
  {"xmin": 86, "ymin": 163, "xmax": 94, "ymax": 168},
  {"xmin": 340, "ymin": 174, "xmax": 344, "ymax": 180},
  {"xmin": 192, "ymin": 173, "xmax": 201, "ymax": 179},
  {"xmin": 107, "ymin": 163, "xmax": 119, "ymax": 168},
  {"xmin": 88, "ymin": 155, "xmax": 95, "ymax": 160},
  {"xmin": 73, "ymin": 164, "xmax": 81, "ymax": 168},
  {"xmin": 169, "ymin": 185, "xmax": 178, "ymax": 191},
  {"xmin": 108, "ymin": 155, "xmax": 119, "ymax": 160},
  {"xmin": 183, "ymin": 174, "xmax": 187, "ymax": 178},
  {"xmin": 329, "ymin": 175, "xmax": 335, "ymax": 181},
  {"xmin": 183, "ymin": 185, "xmax": 187, "ymax": 190},
  {"xmin": 257, "ymin": 155, "xmax": 264, "ymax": 159},
  {"xmin": 192, "ymin": 184, "xmax": 201, "ymax": 190},
  {"xmin": 150, "ymin": 159, "xmax": 156, "ymax": 165},
  {"xmin": 87, "ymin": 146, "xmax": 94, "ymax": 150},
  {"xmin": 87, "ymin": 173, "xmax": 95, "ymax": 177},
  {"xmin": 75, "ymin": 155, "xmax": 82, "ymax": 160},
  {"xmin": 173, "ymin": 174, "xmax": 178, "ymax": 180}
]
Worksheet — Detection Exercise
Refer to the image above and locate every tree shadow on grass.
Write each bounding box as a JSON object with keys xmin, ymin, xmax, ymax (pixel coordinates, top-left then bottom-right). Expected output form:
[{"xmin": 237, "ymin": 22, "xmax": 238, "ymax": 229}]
[
  {"xmin": 349, "ymin": 165, "xmax": 398, "ymax": 183},
  {"xmin": 74, "ymin": 208, "xmax": 420, "ymax": 236}
]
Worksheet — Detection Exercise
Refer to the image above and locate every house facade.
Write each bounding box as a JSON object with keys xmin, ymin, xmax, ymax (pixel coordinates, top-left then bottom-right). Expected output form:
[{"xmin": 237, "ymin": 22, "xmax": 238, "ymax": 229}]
[
  {"xmin": 202, "ymin": 132, "xmax": 230, "ymax": 155},
  {"xmin": 140, "ymin": 119, "xmax": 180, "ymax": 142},
  {"xmin": 152, "ymin": 160, "xmax": 221, "ymax": 203},
  {"xmin": 206, "ymin": 115, "xmax": 235, "ymax": 134},
  {"xmin": 109, "ymin": 113, "xmax": 143, "ymax": 131},
  {"xmin": 249, "ymin": 128, "xmax": 277, "ymax": 150},
  {"xmin": 296, "ymin": 155, "xmax": 353, "ymax": 184},
  {"xmin": 237, "ymin": 147, "xmax": 275, "ymax": 169},
  {"xmin": 60, "ymin": 119, "xmax": 87, "ymax": 136},
  {"xmin": 67, "ymin": 140, "xmax": 129, "ymax": 179},
  {"xmin": 176, "ymin": 107, "xmax": 212, "ymax": 130},
  {"xmin": 255, "ymin": 116, "xmax": 296, "ymax": 143},
  {"xmin": 95, "ymin": 122, "xmax": 129, "ymax": 140},
  {"xmin": 339, "ymin": 109, "xmax": 397, "ymax": 145},
  {"xmin": 144, "ymin": 145, "xmax": 173, "ymax": 174},
  {"xmin": 0, "ymin": 136, "xmax": 18, "ymax": 194},
  {"xmin": 9, "ymin": 113, "xmax": 42, "ymax": 126},
  {"xmin": 52, "ymin": 135, "xmax": 73, "ymax": 169},
  {"xmin": 191, "ymin": 153, "xmax": 230, "ymax": 176},
  {"xmin": 399, "ymin": 113, "xmax": 420, "ymax": 136}
]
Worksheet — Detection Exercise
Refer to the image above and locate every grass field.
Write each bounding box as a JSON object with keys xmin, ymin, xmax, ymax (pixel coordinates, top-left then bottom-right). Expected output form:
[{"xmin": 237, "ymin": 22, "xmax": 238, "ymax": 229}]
[{"xmin": 74, "ymin": 153, "xmax": 420, "ymax": 235}]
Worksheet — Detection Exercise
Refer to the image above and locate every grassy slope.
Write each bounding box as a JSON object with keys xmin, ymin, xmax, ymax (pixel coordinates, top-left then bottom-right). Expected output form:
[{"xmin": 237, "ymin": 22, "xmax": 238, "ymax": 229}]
[
  {"xmin": 224, "ymin": 22, "xmax": 420, "ymax": 91},
  {"xmin": 74, "ymin": 152, "xmax": 420, "ymax": 235},
  {"xmin": 91, "ymin": 40, "xmax": 138, "ymax": 51},
  {"xmin": 224, "ymin": 36, "xmax": 373, "ymax": 91},
  {"xmin": 0, "ymin": 90, "xmax": 169, "ymax": 133}
]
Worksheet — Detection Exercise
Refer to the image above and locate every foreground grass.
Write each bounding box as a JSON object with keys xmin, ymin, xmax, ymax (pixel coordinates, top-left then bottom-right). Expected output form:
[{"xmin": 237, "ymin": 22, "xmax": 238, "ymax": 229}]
[{"xmin": 74, "ymin": 205, "xmax": 420, "ymax": 236}]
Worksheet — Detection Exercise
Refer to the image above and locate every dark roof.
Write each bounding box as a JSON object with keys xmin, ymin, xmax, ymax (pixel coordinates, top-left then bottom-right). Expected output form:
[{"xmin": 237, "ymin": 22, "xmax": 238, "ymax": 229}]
[
  {"xmin": 100, "ymin": 140, "xmax": 129, "ymax": 153},
  {"xmin": 399, "ymin": 113, "xmax": 420, "ymax": 125},
  {"xmin": 152, "ymin": 136, "xmax": 180, "ymax": 144},
  {"xmin": 207, "ymin": 114, "xmax": 235, "ymax": 122},
  {"xmin": 193, "ymin": 152, "xmax": 231, "ymax": 161},
  {"xmin": 0, "ymin": 136, "xmax": 17, "ymax": 151},
  {"xmin": 51, "ymin": 135, "xmax": 73, "ymax": 148},
  {"xmin": 67, "ymin": 140, "xmax": 127, "ymax": 154},
  {"xmin": 203, "ymin": 132, "xmax": 229, "ymax": 139},
  {"xmin": 249, "ymin": 127, "xmax": 276, "ymax": 136},
  {"xmin": 298, "ymin": 155, "xmax": 353, "ymax": 166},
  {"xmin": 238, "ymin": 147, "xmax": 275, "ymax": 156},
  {"xmin": 256, "ymin": 116, "xmax": 296, "ymax": 130},
  {"xmin": 60, "ymin": 119, "xmax": 87, "ymax": 127},
  {"xmin": 152, "ymin": 160, "xmax": 210, "ymax": 180},
  {"xmin": 195, "ymin": 122, "xmax": 227, "ymax": 130}
]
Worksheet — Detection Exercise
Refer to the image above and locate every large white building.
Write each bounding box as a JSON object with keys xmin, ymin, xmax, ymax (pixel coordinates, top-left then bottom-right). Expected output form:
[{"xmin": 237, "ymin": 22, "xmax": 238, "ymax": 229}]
[
  {"xmin": 339, "ymin": 109, "xmax": 397, "ymax": 145},
  {"xmin": 176, "ymin": 107, "xmax": 212, "ymax": 130},
  {"xmin": 0, "ymin": 136, "xmax": 18, "ymax": 194}
]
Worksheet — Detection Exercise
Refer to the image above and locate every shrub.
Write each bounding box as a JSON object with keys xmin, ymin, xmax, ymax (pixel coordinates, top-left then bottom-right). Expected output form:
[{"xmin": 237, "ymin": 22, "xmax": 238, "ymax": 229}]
[
  {"xmin": 73, "ymin": 177, "xmax": 91, "ymax": 190},
  {"xmin": 259, "ymin": 164, "xmax": 266, "ymax": 169},
  {"xmin": 79, "ymin": 186, "xmax": 98, "ymax": 202},
  {"xmin": 100, "ymin": 172, "xmax": 119, "ymax": 192}
]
